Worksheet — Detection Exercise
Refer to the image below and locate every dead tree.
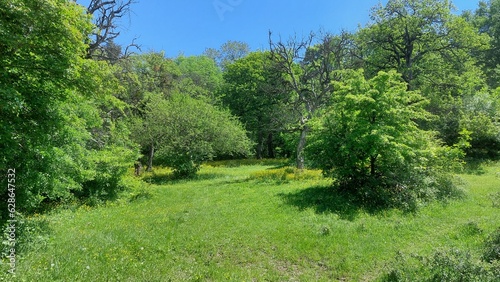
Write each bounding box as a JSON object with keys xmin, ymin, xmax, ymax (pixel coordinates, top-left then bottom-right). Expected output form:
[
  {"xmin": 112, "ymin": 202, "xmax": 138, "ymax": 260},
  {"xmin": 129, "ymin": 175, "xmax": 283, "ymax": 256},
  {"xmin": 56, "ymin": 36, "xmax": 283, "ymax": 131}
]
[
  {"xmin": 84, "ymin": 0, "xmax": 139, "ymax": 61},
  {"xmin": 269, "ymin": 31, "xmax": 350, "ymax": 169}
]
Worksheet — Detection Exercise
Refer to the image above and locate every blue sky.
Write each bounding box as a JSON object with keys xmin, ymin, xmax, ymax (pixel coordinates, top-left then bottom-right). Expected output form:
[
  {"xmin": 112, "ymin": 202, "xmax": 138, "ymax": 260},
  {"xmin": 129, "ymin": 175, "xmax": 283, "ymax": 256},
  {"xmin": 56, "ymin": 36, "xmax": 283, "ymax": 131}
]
[{"xmin": 78, "ymin": 0, "xmax": 483, "ymax": 57}]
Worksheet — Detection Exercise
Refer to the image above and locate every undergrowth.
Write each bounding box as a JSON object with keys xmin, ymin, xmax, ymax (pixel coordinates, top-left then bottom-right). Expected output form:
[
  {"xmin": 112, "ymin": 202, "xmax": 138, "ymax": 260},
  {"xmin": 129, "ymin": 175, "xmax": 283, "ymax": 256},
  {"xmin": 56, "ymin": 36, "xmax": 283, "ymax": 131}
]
[{"xmin": 248, "ymin": 166, "xmax": 324, "ymax": 183}]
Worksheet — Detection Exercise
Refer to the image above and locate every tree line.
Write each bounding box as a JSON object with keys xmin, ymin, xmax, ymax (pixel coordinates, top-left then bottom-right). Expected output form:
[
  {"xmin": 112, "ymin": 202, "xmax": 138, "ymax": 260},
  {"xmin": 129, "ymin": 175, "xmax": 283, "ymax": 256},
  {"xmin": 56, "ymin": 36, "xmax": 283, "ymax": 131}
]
[{"xmin": 1, "ymin": 0, "xmax": 500, "ymax": 214}]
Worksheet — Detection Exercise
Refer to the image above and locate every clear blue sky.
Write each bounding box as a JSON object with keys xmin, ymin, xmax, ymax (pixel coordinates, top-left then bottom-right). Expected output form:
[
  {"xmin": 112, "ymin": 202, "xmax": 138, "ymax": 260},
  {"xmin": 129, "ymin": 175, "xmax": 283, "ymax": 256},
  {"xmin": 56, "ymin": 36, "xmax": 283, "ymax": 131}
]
[{"xmin": 77, "ymin": 0, "xmax": 483, "ymax": 57}]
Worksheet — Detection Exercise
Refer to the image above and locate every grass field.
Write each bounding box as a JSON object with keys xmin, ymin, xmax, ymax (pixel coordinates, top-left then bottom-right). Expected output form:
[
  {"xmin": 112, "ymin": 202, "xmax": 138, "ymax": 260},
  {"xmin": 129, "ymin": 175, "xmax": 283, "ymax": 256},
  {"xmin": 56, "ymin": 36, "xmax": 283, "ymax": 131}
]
[{"xmin": 2, "ymin": 160, "xmax": 500, "ymax": 281}]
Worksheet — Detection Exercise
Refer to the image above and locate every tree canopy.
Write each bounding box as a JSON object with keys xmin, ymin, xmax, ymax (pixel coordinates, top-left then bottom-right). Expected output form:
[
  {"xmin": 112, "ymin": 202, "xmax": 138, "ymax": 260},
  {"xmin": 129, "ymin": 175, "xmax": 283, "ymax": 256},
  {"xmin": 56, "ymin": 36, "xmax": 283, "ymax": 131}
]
[
  {"xmin": 2, "ymin": 0, "xmax": 500, "ymax": 215},
  {"xmin": 308, "ymin": 70, "xmax": 463, "ymax": 208},
  {"xmin": 132, "ymin": 93, "xmax": 252, "ymax": 177}
]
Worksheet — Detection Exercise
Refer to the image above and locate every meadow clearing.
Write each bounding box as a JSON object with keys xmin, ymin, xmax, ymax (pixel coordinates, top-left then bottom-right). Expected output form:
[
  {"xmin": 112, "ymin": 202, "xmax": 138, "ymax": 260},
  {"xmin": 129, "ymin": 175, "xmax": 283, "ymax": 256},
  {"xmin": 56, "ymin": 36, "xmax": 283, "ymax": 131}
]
[{"xmin": 2, "ymin": 160, "xmax": 500, "ymax": 281}]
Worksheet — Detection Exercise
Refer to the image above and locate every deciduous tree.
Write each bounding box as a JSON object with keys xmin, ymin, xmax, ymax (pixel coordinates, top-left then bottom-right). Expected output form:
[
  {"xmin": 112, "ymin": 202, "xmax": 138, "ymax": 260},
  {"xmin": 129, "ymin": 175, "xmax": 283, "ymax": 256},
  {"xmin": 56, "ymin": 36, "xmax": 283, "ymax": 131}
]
[
  {"xmin": 269, "ymin": 31, "xmax": 351, "ymax": 168},
  {"xmin": 308, "ymin": 70, "xmax": 463, "ymax": 209},
  {"xmin": 221, "ymin": 51, "xmax": 292, "ymax": 159},
  {"xmin": 132, "ymin": 93, "xmax": 252, "ymax": 177}
]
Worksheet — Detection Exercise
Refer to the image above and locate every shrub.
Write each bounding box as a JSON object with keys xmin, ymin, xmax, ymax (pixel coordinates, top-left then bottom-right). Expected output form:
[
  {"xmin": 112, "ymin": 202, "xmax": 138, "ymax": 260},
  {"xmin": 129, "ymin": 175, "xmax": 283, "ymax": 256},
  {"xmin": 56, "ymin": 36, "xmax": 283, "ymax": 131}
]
[
  {"xmin": 383, "ymin": 228, "xmax": 500, "ymax": 282},
  {"xmin": 483, "ymin": 228, "xmax": 500, "ymax": 263},
  {"xmin": 78, "ymin": 145, "xmax": 138, "ymax": 201},
  {"xmin": 133, "ymin": 93, "xmax": 253, "ymax": 178},
  {"xmin": 382, "ymin": 249, "xmax": 499, "ymax": 282},
  {"xmin": 308, "ymin": 70, "xmax": 464, "ymax": 210},
  {"xmin": 460, "ymin": 92, "xmax": 500, "ymax": 159}
]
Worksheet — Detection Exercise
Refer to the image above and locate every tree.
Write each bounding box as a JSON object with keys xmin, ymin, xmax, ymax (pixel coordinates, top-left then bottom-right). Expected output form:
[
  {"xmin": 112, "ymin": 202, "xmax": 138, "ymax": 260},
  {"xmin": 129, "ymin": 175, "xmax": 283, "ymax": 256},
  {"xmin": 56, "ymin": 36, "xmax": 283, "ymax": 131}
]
[
  {"xmin": 204, "ymin": 40, "xmax": 250, "ymax": 70},
  {"xmin": 132, "ymin": 93, "xmax": 252, "ymax": 177},
  {"xmin": 308, "ymin": 70, "xmax": 463, "ymax": 209},
  {"xmin": 460, "ymin": 89, "xmax": 500, "ymax": 159},
  {"xmin": 221, "ymin": 51, "xmax": 292, "ymax": 158},
  {"xmin": 83, "ymin": 0, "xmax": 139, "ymax": 61},
  {"xmin": 356, "ymin": 0, "xmax": 488, "ymax": 90},
  {"xmin": 175, "ymin": 55, "xmax": 223, "ymax": 102},
  {"xmin": 0, "ymin": 0, "xmax": 90, "ymax": 212},
  {"xmin": 0, "ymin": 0, "xmax": 138, "ymax": 213},
  {"xmin": 469, "ymin": 0, "xmax": 500, "ymax": 88},
  {"xmin": 269, "ymin": 31, "xmax": 351, "ymax": 168},
  {"xmin": 355, "ymin": 0, "xmax": 492, "ymax": 152}
]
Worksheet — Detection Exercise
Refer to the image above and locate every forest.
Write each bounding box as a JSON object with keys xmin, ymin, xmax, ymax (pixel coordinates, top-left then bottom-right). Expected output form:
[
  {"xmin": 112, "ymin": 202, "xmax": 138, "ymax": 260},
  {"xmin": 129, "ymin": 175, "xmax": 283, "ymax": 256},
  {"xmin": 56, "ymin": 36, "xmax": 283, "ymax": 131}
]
[{"xmin": 1, "ymin": 0, "xmax": 500, "ymax": 280}]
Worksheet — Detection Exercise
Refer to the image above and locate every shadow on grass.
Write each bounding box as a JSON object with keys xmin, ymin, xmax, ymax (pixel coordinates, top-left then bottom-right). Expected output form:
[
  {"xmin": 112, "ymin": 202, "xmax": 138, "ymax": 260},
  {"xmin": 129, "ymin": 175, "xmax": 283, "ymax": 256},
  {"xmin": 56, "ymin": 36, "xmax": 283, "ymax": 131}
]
[
  {"xmin": 462, "ymin": 159, "xmax": 488, "ymax": 175},
  {"xmin": 278, "ymin": 185, "xmax": 364, "ymax": 221},
  {"xmin": 205, "ymin": 158, "xmax": 290, "ymax": 168},
  {"xmin": 143, "ymin": 172, "xmax": 226, "ymax": 185}
]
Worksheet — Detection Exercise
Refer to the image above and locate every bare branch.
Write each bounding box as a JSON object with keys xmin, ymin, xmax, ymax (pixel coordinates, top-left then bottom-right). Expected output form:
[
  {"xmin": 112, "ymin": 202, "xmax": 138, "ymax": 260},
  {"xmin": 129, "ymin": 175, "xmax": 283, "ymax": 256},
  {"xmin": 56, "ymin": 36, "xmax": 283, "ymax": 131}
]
[{"xmin": 85, "ymin": 0, "xmax": 135, "ymax": 60}]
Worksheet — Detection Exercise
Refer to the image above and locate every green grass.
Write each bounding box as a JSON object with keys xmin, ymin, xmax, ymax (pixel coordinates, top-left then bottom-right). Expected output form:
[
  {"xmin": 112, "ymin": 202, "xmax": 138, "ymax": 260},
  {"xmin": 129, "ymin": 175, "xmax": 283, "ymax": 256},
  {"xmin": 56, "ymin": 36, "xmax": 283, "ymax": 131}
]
[{"xmin": 2, "ymin": 162, "xmax": 500, "ymax": 281}]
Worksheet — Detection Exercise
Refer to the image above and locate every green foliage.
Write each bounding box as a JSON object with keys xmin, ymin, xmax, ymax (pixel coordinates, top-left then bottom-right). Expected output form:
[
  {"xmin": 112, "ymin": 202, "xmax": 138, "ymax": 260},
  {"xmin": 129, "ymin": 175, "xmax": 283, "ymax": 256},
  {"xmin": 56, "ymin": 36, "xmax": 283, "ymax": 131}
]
[
  {"xmin": 358, "ymin": 0, "xmax": 488, "ymax": 88},
  {"xmin": 78, "ymin": 145, "xmax": 139, "ymax": 201},
  {"xmin": 469, "ymin": 0, "xmax": 500, "ymax": 88},
  {"xmin": 203, "ymin": 40, "xmax": 250, "ymax": 70},
  {"xmin": 175, "ymin": 55, "xmax": 223, "ymax": 101},
  {"xmin": 0, "ymin": 0, "xmax": 93, "ymax": 213},
  {"xmin": 483, "ymin": 228, "xmax": 500, "ymax": 263},
  {"xmin": 460, "ymin": 91, "xmax": 500, "ymax": 159},
  {"xmin": 0, "ymin": 0, "xmax": 139, "ymax": 214},
  {"xmin": 221, "ymin": 51, "xmax": 292, "ymax": 158},
  {"xmin": 383, "ymin": 226, "xmax": 500, "ymax": 281},
  {"xmin": 249, "ymin": 167, "xmax": 323, "ymax": 183},
  {"xmin": 133, "ymin": 93, "xmax": 252, "ymax": 177},
  {"xmin": 357, "ymin": 0, "xmax": 493, "ymax": 156},
  {"xmin": 382, "ymin": 248, "xmax": 500, "ymax": 282},
  {"xmin": 308, "ymin": 70, "xmax": 463, "ymax": 209}
]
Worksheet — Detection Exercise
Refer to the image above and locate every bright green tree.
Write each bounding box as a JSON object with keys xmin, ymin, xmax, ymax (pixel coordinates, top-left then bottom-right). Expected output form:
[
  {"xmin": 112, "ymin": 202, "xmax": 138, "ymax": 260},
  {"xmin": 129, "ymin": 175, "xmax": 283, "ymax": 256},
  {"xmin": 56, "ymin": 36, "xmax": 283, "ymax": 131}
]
[
  {"xmin": 308, "ymin": 70, "xmax": 464, "ymax": 209},
  {"xmin": 357, "ymin": 0, "xmax": 488, "ymax": 89},
  {"xmin": 132, "ymin": 93, "xmax": 252, "ymax": 177},
  {"xmin": 356, "ymin": 0, "xmax": 492, "ymax": 155},
  {"xmin": 0, "ymin": 0, "xmax": 94, "ymax": 211},
  {"xmin": 0, "ymin": 0, "xmax": 138, "ymax": 213},
  {"xmin": 468, "ymin": 0, "xmax": 500, "ymax": 88}
]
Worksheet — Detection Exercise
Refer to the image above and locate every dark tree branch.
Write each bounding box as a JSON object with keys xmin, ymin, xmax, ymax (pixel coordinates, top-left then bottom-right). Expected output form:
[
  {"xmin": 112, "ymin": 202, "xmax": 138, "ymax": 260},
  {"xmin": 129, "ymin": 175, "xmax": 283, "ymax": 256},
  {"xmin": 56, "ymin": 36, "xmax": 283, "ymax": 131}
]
[{"xmin": 84, "ymin": 0, "xmax": 137, "ymax": 61}]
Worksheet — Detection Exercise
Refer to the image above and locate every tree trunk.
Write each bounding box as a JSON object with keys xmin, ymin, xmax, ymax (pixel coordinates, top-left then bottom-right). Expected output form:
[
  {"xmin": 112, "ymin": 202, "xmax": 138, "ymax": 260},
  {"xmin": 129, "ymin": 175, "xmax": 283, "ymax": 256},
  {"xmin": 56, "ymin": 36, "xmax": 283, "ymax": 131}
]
[
  {"xmin": 256, "ymin": 131, "xmax": 264, "ymax": 159},
  {"xmin": 296, "ymin": 125, "xmax": 309, "ymax": 169},
  {"xmin": 370, "ymin": 155, "xmax": 377, "ymax": 176},
  {"xmin": 267, "ymin": 132, "xmax": 275, "ymax": 158},
  {"xmin": 147, "ymin": 143, "xmax": 155, "ymax": 172}
]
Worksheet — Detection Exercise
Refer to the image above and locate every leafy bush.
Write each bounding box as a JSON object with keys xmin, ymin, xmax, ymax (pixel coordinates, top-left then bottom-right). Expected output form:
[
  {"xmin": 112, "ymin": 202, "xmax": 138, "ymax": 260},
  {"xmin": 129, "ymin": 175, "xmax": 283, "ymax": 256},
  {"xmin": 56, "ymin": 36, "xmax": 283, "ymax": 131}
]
[
  {"xmin": 308, "ymin": 70, "xmax": 464, "ymax": 210},
  {"xmin": 133, "ymin": 93, "xmax": 253, "ymax": 178},
  {"xmin": 382, "ymin": 249, "xmax": 500, "ymax": 282},
  {"xmin": 78, "ymin": 145, "xmax": 138, "ymax": 201},
  {"xmin": 483, "ymin": 228, "xmax": 500, "ymax": 263},
  {"xmin": 460, "ymin": 92, "xmax": 500, "ymax": 159},
  {"xmin": 383, "ymin": 228, "xmax": 500, "ymax": 281}
]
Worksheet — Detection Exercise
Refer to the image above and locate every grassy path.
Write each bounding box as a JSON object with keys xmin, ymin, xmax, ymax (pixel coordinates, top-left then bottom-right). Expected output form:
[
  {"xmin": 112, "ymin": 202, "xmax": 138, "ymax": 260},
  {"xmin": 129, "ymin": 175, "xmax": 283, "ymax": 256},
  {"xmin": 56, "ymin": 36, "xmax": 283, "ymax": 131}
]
[{"xmin": 2, "ymin": 162, "xmax": 500, "ymax": 281}]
